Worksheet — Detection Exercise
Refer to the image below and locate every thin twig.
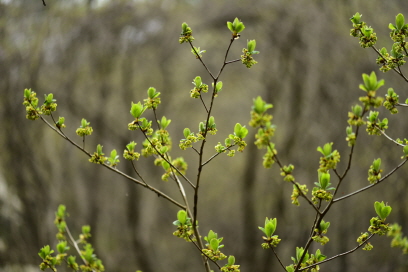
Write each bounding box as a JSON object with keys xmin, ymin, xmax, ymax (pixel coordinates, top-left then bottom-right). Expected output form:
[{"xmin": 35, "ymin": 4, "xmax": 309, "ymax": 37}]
[
  {"xmin": 42, "ymin": 0, "xmax": 46, "ymax": 6},
  {"xmin": 370, "ymin": 45, "xmax": 408, "ymax": 82},
  {"xmin": 139, "ymin": 126, "xmax": 196, "ymax": 188},
  {"xmin": 192, "ymin": 146, "xmax": 200, "ymax": 155},
  {"xmin": 130, "ymin": 161, "xmax": 148, "ymax": 186},
  {"xmin": 189, "ymin": 42, "xmax": 215, "ymax": 79},
  {"xmin": 215, "ymin": 38, "xmax": 235, "ymax": 80},
  {"xmin": 188, "ymin": 236, "xmax": 221, "ymax": 269},
  {"xmin": 299, "ymin": 234, "xmax": 375, "ymax": 271},
  {"xmin": 270, "ymin": 247, "xmax": 286, "ymax": 271},
  {"xmin": 36, "ymin": 115, "xmax": 186, "ymax": 209},
  {"xmin": 201, "ymin": 145, "xmax": 236, "ymax": 167},
  {"xmin": 376, "ymin": 125, "xmax": 405, "ymax": 146},
  {"xmin": 333, "ymin": 158, "xmax": 408, "ymax": 203},
  {"xmin": 200, "ymin": 95, "xmax": 209, "ymax": 113},
  {"xmin": 65, "ymin": 225, "xmax": 96, "ymax": 272},
  {"xmin": 225, "ymin": 59, "xmax": 241, "ymax": 65}
]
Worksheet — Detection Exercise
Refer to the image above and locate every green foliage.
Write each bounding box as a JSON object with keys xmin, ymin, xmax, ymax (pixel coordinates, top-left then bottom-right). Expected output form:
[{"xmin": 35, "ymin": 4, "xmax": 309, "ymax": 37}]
[
  {"xmin": 241, "ymin": 39, "xmax": 259, "ymax": 68},
  {"xmin": 226, "ymin": 17, "xmax": 245, "ymax": 38},
  {"xmin": 25, "ymin": 12, "xmax": 408, "ymax": 272},
  {"xmin": 368, "ymin": 158, "xmax": 382, "ymax": 184},
  {"xmin": 39, "ymin": 205, "xmax": 104, "ymax": 272},
  {"xmin": 76, "ymin": 118, "xmax": 93, "ymax": 137}
]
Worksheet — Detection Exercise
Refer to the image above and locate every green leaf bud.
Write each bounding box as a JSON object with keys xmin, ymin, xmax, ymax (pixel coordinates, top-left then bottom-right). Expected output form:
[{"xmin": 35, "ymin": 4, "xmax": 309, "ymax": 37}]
[
  {"xmin": 199, "ymin": 122, "xmax": 205, "ymax": 133},
  {"xmin": 374, "ymin": 201, "xmax": 392, "ymax": 220},
  {"xmin": 227, "ymin": 17, "xmax": 245, "ymax": 38},
  {"xmin": 82, "ymin": 225, "xmax": 91, "ymax": 235},
  {"xmin": 372, "ymin": 158, "xmax": 381, "ymax": 172},
  {"xmin": 209, "ymin": 238, "xmax": 218, "ymax": 251},
  {"xmin": 194, "ymin": 76, "xmax": 202, "ymax": 87},
  {"xmin": 160, "ymin": 146, "xmax": 169, "ymax": 154},
  {"xmin": 319, "ymin": 172, "xmax": 330, "ymax": 189},
  {"xmin": 147, "ymin": 87, "xmax": 158, "ymax": 98},
  {"xmin": 352, "ymin": 104, "xmax": 363, "ymax": 116},
  {"xmin": 126, "ymin": 141, "xmax": 137, "ymax": 152},
  {"xmin": 183, "ymin": 128, "xmax": 191, "ymax": 138},
  {"xmin": 403, "ymin": 145, "xmax": 408, "ymax": 155},
  {"xmin": 227, "ymin": 255, "xmax": 235, "ymax": 266},
  {"xmin": 130, "ymin": 102, "xmax": 146, "ymax": 119},
  {"xmin": 182, "ymin": 22, "xmax": 188, "ymax": 33},
  {"xmin": 252, "ymin": 96, "xmax": 273, "ymax": 114},
  {"xmin": 317, "ymin": 142, "xmax": 333, "ymax": 157},
  {"xmin": 208, "ymin": 116, "xmax": 215, "ymax": 127},
  {"xmin": 247, "ymin": 39, "xmax": 256, "ymax": 52},
  {"xmin": 389, "ymin": 23, "xmax": 396, "ymax": 30},
  {"xmin": 396, "ymin": 13, "xmax": 405, "ymax": 30},
  {"xmin": 177, "ymin": 210, "xmax": 187, "ymax": 225},
  {"xmin": 96, "ymin": 144, "xmax": 103, "ymax": 155},
  {"xmin": 234, "ymin": 123, "xmax": 242, "ymax": 136},
  {"xmin": 56, "ymin": 241, "xmax": 69, "ymax": 254},
  {"xmin": 215, "ymin": 81, "xmax": 223, "ymax": 92},
  {"xmin": 350, "ymin": 12, "xmax": 362, "ymax": 24},
  {"xmin": 159, "ymin": 116, "xmax": 171, "ymax": 129}
]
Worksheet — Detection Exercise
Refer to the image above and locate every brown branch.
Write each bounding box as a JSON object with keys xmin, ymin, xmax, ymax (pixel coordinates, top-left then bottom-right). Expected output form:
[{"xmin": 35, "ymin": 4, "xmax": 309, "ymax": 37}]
[
  {"xmin": 36, "ymin": 114, "xmax": 186, "ymax": 210},
  {"xmin": 299, "ymin": 234, "xmax": 375, "ymax": 271},
  {"xmin": 333, "ymin": 158, "xmax": 408, "ymax": 203}
]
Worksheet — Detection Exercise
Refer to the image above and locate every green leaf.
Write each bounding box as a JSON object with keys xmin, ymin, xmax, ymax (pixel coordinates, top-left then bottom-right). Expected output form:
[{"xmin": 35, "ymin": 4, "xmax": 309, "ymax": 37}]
[
  {"xmin": 396, "ymin": 13, "xmax": 405, "ymax": 30},
  {"xmin": 319, "ymin": 220, "xmax": 330, "ymax": 231},
  {"xmin": 177, "ymin": 210, "xmax": 187, "ymax": 225},
  {"xmin": 260, "ymin": 217, "xmax": 277, "ymax": 238},
  {"xmin": 39, "ymin": 245, "xmax": 54, "ymax": 259},
  {"xmin": 374, "ymin": 201, "xmax": 392, "ymax": 220},
  {"xmin": 234, "ymin": 123, "xmax": 242, "ymax": 136},
  {"xmin": 24, "ymin": 88, "xmax": 32, "ymax": 99},
  {"xmin": 352, "ymin": 105, "xmax": 362, "ymax": 116},
  {"xmin": 253, "ymin": 96, "xmax": 273, "ymax": 114},
  {"xmin": 82, "ymin": 225, "xmax": 91, "ymax": 234},
  {"xmin": 181, "ymin": 22, "xmax": 188, "ymax": 33},
  {"xmin": 240, "ymin": 126, "xmax": 248, "ymax": 139},
  {"xmin": 247, "ymin": 40, "xmax": 256, "ymax": 52},
  {"xmin": 159, "ymin": 116, "xmax": 171, "ymax": 129},
  {"xmin": 210, "ymin": 238, "xmax": 219, "ymax": 251},
  {"xmin": 265, "ymin": 220, "xmax": 276, "ymax": 237},
  {"xmin": 193, "ymin": 76, "xmax": 202, "ymax": 87},
  {"xmin": 130, "ymin": 102, "xmax": 146, "ymax": 119},
  {"xmin": 80, "ymin": 118, "xmax": 90, "ymax": 128},
  {"xmin": 147, "ymin": 87, "xmax": 159, "ymax": 98},
  {"xmin": 208, "ymin": 116, "xmax": 215, "ymax": 127},
  {"xmin": 199, "ymin": 122, "xmax": 205, "ymax": 133},
  {"xmin": 126, "ymin": 141, "xmax": 136, "ymax": 152},
  {"xmin": 227, "ymin": 21, "xmax": 234, "ymax": 32},
  {"xmin": 110, "ymin": 149, "xmax": 117, "ymax": 159},
  {"xmin": 372, "ymin": 158, "xmax": 381, "ymax": 172},
  {"xmin": 96, "ymin": 144, "xmax": 103, "ymax": 155},
  {"xmin": 56, "ymin": 204, "xmax": 66, "ymax": 218},
  {"xmin": 227, "ymin": 255, "xmax": 235, "ymax": 266},
  {"xmin": 317, "ymin": 143, "xmax": 333, "ymax": 157},
  {"xmin": 319, "ymin": 172, "xmax": 330, "ymax": 189},
  {"xmin": 234, "ymin": 20, "xmax": 245, "ymax": 33},
  {"xmin": 215, "ymin": 81, "xmax": 223, "ymax": 92},
  {"xmin": 403, "ymin": 145, "xmax": 408, "ymax": 155},
  {"xmin": 57, "ymin": 241, "xmax": 69, "ymax": 253},
  {"xmin": 183, "ymin": 128, "xmax": 191, "ymax": 138},
  {"xmin": 350, "ymin": 12, "xmax": 362, "ymax": 24}
]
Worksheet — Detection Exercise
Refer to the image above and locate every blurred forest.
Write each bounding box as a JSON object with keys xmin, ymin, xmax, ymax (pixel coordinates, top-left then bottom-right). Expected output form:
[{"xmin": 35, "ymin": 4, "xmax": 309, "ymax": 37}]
[{"xmin": 1, "ymin": 0, "xmax": 408, "ymax": 271}]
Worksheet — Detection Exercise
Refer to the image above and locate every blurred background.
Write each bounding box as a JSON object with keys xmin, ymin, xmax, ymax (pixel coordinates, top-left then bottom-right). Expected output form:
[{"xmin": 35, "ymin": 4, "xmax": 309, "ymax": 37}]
[{"xmin": 1, "ymin": 0, "xmax": 408, "ymax": 271}]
